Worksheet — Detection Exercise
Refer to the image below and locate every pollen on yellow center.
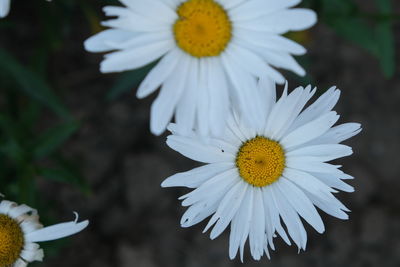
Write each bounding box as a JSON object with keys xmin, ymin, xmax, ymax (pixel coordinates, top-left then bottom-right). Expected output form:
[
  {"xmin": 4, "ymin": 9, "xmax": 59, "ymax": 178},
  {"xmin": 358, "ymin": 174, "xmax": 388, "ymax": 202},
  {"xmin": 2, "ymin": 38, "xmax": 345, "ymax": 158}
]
[
  {"xmin": 173, "ymin": 0, "xmax": 232, "ymax": 58},
  {"xmin": 236, "ymin": 137, "xmax": 286, "ymax": 187},
  {"xmin": 0, "ymin": 214, "xmax": 24, "ymax": 266}
]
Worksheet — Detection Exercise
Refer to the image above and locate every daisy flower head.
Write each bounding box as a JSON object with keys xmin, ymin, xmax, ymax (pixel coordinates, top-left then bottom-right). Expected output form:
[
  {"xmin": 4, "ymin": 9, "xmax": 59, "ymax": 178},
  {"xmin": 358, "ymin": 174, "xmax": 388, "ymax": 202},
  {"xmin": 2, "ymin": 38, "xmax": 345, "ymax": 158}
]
[
  {"xmin": 84, "ymin": 0, "xmax": 317, "ymax": 136},
  {"xmin": 0, "ymin": 0, "xmax": 10, "ymax": 18},
  {"xmin": 161, "ymin": 80, "xmax": 361, "ymax": 261},
  {"xmin": 0, "ymin": 195, "xmax": 89, "ymax": 266}
]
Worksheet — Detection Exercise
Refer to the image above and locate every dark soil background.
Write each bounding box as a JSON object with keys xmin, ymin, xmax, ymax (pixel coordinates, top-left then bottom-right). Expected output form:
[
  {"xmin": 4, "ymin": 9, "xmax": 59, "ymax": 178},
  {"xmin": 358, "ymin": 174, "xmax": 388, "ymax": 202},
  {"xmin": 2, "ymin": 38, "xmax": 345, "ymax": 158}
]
[{"xmin": 2, "ymin": 1, "xmax": 400, "ymax": 267}]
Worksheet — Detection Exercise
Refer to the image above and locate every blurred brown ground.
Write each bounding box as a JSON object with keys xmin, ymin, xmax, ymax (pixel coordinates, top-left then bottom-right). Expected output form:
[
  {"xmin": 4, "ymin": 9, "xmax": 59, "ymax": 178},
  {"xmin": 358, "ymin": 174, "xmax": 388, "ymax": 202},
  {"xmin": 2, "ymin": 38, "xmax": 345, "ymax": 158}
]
[{"xmin": 4, "ymin": 1, "xmax": 400, "ymax": 267}]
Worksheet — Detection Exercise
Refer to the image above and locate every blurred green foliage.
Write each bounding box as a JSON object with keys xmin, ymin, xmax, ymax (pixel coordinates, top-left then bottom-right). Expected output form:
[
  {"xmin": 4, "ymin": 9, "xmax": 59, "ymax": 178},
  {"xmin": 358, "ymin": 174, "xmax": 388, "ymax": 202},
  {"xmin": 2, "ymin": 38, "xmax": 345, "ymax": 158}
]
[
  {"xmin": 304, "ymin": 0, "xmax": 397, "ymax": 78},
  {"xmin": 0, "ymin": 1, "xmax": 92, "ymax": 209},
  {"xmin": 0, "ymin": 48, "xmax": 88, "ymax": 205}
]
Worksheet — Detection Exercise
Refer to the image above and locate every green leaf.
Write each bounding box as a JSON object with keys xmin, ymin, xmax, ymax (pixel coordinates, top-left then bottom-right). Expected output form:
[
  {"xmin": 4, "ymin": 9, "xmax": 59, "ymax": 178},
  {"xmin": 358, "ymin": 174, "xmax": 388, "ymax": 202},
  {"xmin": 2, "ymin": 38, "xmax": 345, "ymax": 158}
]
[
  {"xmin": 325, "ymin": 16, "xmax": 379, "ymax": 56},
  {"xmin": 38, "ymin": 167, "xmax": 90, "ymax": 193},
  {"xmin": 0, "ymin": 138, "xmax": 26, "ymax": 163},
  {"xmin": 0, "ymin": 48, "xmax": 71, "ymax": 119},
  {"xmin": 106, "ymin": 61, "xmax": 158, "ymax": 100},
  {"xmin": 374, "ymin": 0, "xmax": 395, "ymax": 78},
  {"xmin": 32, "ymin": 120, "xmax": 80, "ymax": 160}
]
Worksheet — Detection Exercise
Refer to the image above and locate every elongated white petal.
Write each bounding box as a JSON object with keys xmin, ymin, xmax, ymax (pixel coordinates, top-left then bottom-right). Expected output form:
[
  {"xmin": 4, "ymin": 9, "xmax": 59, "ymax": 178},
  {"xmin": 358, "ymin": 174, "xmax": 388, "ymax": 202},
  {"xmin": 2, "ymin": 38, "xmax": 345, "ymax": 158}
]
[
  {"xmin": 26, "ymin": 215, "xmax": 88, "ymax": 242},
  {"xmin": 280, "ymin": 111, "xmax": 339, "ymax": 149},
  {"xmin": 162, "ymin": 162, "xmax": 234, "ymax": 188},
  {"xmin": 100, "ymin": 39, "xmax": 174, "ymax": 73},
  {"xmin": 248, "ymin": 188, "xmax": 266, "ymax": 260},
  {"xmin": 167, "ymin": 135, "xmax": 234, "ymax": 163},
  {"xmin": 237, "ymin": 8, "xmax": 317, "ymax": 34},
  {"xmin": 205, "ymin": 180, "xmax": 247, "ymax": 239},
  {"xmin": 270, "ymin": 184, "xmax": 307, "ymax": 250},
  {"xmin": 150, "ymin": 56, "xmax": 190, "ymax": 135},
  {"xmin": 180, "ymin": 169, "xmax": 239, "ymax": 206},
  {"xmin": 84, "ymin": 29, "xmax": 136, "ymax": 53},
  {"xmin": 230, "ymin": 0, "xmax": 301, "ymax": 21},
  {"xmin": 136, "ymin": 48, "xmax": 182, "ymax": 99},
  {"xmin": 276, "ymin": 178, "xmax": 325, "ymax": 233},
  {"xmin": 287, "ymin": 144, "xmax": 353, "ymax": 161}
]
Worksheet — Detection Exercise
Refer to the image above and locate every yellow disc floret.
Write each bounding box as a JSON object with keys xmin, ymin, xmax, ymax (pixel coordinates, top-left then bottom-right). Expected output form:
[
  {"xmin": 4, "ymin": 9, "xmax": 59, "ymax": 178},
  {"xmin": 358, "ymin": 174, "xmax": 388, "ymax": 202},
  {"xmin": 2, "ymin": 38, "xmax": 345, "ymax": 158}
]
[
  {"xmin": 236, "ymin": 137, "xmax": 286, "ymax": 187},
  {"xmin": 173, "ymin": 0, "xmax": 232, "ymax": 58},
  {"xmin": 0, "ymin": 214, "xmax": 24, "ymax": 266}
]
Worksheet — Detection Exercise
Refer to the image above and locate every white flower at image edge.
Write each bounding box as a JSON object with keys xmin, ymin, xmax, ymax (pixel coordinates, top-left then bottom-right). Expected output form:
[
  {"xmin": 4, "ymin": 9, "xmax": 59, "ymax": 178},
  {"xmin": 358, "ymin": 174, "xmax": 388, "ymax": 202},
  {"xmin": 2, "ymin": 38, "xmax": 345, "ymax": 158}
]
[
  {"xmin": 84, "ymin": 0, "xmax": 317, "ymax": 136},
  {"xmin": 0, "ymin": 196, "xmax": 89, "ymax": 267},
  {"xmin": 161, "ymin": 80, "xmax": 361, "ymax": 261},
  {"xmin": 0, "ymin": 0, "xmax": 10, "ymax": 18}
]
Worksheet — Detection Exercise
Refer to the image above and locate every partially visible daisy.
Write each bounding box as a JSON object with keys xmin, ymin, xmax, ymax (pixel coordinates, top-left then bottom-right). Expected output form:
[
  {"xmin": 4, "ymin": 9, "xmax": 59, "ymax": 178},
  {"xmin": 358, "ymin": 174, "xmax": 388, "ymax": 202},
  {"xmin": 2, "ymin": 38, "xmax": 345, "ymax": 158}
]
[
  {"xmin": 0, "ymin": 0, "xmax": 10, "ymax": 18},
  {"xmin": 162, "ymin": 80, "xmax": 361, "ymax": 261},
  {"xmin": 0, "ymin": 195, "xmax": 88, "ymax": 266},
  {"xmin": 85, "ymin": 0, "xmax": 317, "ymax": 136}
]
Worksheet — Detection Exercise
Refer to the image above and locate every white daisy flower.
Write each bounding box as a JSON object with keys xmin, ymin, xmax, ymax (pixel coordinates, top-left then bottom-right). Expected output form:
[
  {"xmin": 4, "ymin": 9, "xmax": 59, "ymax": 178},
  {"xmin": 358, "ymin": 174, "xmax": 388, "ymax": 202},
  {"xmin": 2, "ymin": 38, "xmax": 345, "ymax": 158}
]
[
  {"xmin": 0, "ymin": 195, "xmax": 89, "ymax": 266},
  {"xmin": 161, "ymin": 80, "xmax": 361, "ymax": 261},
  {"xmin": 0, "ymin": 0, "xmax": 10, "ymax": 18},
  {"xmin": 84, "ymin": 0, "xmax": 317, "ymax": 136}
]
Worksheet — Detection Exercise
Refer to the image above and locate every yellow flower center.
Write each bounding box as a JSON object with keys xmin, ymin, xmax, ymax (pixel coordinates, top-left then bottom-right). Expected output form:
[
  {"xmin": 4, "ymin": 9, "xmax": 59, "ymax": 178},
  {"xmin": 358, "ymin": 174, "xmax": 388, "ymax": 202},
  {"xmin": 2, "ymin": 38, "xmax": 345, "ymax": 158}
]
[
  {"xmin": 0, "ymin": 214, "xmax": 24, "ymax": 266},
  {"xmin": 236, "ymin": 137, "xmax": 286, "ymax": 187},
  {"xmin": 173, "ymin": 0, "xmax": 232, "ymax": 58}
]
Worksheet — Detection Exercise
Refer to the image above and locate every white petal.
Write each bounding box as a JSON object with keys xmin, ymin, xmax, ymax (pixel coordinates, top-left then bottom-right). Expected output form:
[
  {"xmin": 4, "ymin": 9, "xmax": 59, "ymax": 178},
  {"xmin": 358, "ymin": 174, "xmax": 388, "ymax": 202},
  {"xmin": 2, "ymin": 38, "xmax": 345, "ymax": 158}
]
[
  {"xmin": 136, "ymin": 48, "xmax": 182, "ymax": 99},
  {"xmin": 287, "ymin": 144, "xmax": 353, "ymax": 161},
  {"xmin": 270, "ymin": 184, "xmax": 307, "ymax": 250},
  {"xmin": 180, "ymin": 169, "xmax": 239, "ymax": 207},
  {"xmin": 228, "ymin": 185, "xmax": 253, "ymax": 261},
  {"xmin": 308, "ymin": 123, "xmax": 362, "ymax": 145},
  {"xmin": 26, "ymin": 215, "xmax": 88, "ymax": 243},
  {"xmin": 204, "ymin": 180, "xmax": 247, "ymax": 239},
  {"xmin": 276, "ymin": 178, "xmax": 325, "ymax": 233},
  {"xmin": 100, "ymin": 39, "xmax": 174, "ymax": 73},
  {"xmin": 304, "ymin": 191, "xmax": 349, "ymax": 220},
  {"xmin": 120, "ymin": 0, "xmax": 177, "ymax": 24},
  {"xmin": 310, "ymin": 172, "xmax": 354, "ymax": 192},
  {"xmin": 229, "ymin": 0, "xmax": 301, "ymax": 21},
  {"xmin": 248, "ymin": 188, "xmax": 266, "ymax": 260},
  {"xmin": 237, "ymin": 8, "xmax": 317, "ymax": 34},
  {"xmin": 283, "ymin": 168, "xmax": 336, "ymax": 197},
  {"xmin": 0, "ymin": 0, "xmax": 10, "ymax": 18},
  {"xmin": 265, "ymin": 86, "xmax": 314, "ymax": 140},
  {"xmin": 257, "ymin": 76, "xmax": 276, "ymax": 128},
  {"xmin": 84, "ymin": 29, "xmax": 136, "ymax": 53},
  {"xmin": 218, "ymin": 0, "xmax": 247, "ymax": 10},
  {"xmin": 207, "ymin": 58, "xmax": 230, "ymax": 137},
  {"xmin": 0, "ymin": 200, "xmax": 16, "ymax": 214},
  {"xmin": 150, "ymin": 56, "xmax": 190, "ymax": 135},
  {"xmin": 196, "ymin": 58, "xmax": 211, "ymax": 136},
  {"xmin": 262, "ymin": 187, "xmax": 291, "ymax": 247},
  {"xmin": 221, "ymin": 53, "xmax": 262, "ymax": 129},
  {"xmin": 101, "ymin": 7, "xmax": 170, "ymax": 32},
  {"xmin": 181, "ymin": 199, "xmax": 219, "ymax": 228},
  {"xmin": 280, "ymin": 111, "xmax": 339, "ymax": 149},
  {"xmin": 175, "ymin": 57, "xmax": 199, "ymax": 134},
  {"xmin": 290, "ymin": 87, "xmax": 340, "ymax": 131},
  {"xmin": 20, "ymin": 245, "xmax": 44, "ymax": 263},
  {"xmin": 161, "ymin": 162, "xmax": 234, "ymax": 188},
  {"xmin": 166, "ymin": 135, "xmax": 234, "ymax": 163},
  {"xmin": 14, "ymin": 258, "xmax": 29, "ymax": 267},
  {"xmin": 8, "ymin": 204, "xmax": 35, "ymax": 218},
  {"xmin": 234, "ymin": 29, "xmax": 306, "ymax": 55}
]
